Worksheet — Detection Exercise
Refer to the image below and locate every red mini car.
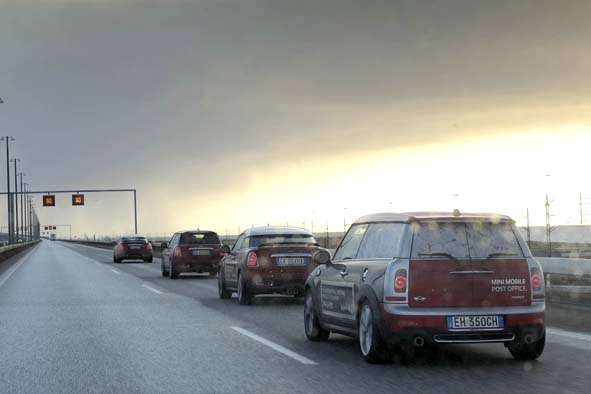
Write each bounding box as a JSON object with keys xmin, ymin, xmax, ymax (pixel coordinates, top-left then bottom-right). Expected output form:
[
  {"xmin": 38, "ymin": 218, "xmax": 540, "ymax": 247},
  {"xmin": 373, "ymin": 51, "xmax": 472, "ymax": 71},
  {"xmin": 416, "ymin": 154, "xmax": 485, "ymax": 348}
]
[
  {"xmin": 161, "ymin": 230, "xmax": 225, "ymax": 279},
  {"xmin": 218, "ymin": 227, "xmax": 326, "ymax": 305},
  {"xmin": 113, "ymin": 236, "xmax": 153, "ymax": 263},
  {"xmin": 304, "ymin": 212, "xmax": 545, "ymax": 363}
]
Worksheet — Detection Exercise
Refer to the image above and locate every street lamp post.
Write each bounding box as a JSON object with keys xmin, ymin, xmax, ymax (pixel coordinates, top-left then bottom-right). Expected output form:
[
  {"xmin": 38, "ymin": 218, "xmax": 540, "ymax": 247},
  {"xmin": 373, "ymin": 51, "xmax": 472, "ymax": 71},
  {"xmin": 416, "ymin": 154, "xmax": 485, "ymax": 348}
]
[
  {"xmin": 11, "ymin": 158, "xmax": 20, "ymax": 241},
  {"xmin": 22, "ymin": 183, "xmax": 27, "ymax": 241},
  {"xmin": 19, "ymin": 173, "xmax": 25, "ymax": 241},
  {"xmin": 1, "ymin": 135, "xmax": 15, "ymax": 243}
]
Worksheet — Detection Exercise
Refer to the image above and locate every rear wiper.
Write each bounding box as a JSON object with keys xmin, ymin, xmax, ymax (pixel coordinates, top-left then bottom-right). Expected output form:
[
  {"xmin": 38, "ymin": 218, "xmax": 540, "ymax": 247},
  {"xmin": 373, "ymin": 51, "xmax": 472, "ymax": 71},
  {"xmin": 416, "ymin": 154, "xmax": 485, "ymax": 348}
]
[
  {"xmin": 418, "ymin": 252, "xmax": 458, "ymax": 260},
  {"xmin": 486, "ymin": 252, "xmax": 518, "ymax": 259}
]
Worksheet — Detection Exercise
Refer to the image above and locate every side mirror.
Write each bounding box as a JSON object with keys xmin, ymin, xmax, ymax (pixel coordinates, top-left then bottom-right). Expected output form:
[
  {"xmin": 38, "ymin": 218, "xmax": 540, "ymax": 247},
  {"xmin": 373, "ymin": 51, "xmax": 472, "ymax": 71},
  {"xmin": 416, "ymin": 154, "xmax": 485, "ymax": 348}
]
[
  {"xmin": 312, "ymin": 249, "xmax": 331, "ymax": 265},
  {"xmin": 221, "ymin": 244, "xmax": 231, "ymax": 254},
  {"xmin": 160, "ymin": 242, "xmax": 168, "ymax": 249}
]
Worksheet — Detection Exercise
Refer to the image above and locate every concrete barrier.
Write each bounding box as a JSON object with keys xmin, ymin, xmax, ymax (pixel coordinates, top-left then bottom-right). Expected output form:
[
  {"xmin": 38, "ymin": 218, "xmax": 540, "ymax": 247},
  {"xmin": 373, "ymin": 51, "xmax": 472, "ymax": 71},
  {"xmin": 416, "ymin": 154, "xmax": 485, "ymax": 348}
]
[{"xmin": 0, "ymin": 241, "xmax": 41, "ymax": 263}]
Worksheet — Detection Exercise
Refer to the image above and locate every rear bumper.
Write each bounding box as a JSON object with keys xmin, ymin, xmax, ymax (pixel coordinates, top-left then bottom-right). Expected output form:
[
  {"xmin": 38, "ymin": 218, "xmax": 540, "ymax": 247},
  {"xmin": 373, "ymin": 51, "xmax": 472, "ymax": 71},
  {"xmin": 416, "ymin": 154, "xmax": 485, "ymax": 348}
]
[
  {"xmin": 120, "ymin": 252, "xmax": 152, "ymax": 260},
  {"xmin": 172, "ymin": 256, "xmax": 221, "ymax": 273},
  {"xmin": 246, "ymin": 271, "xmax": 307, "ymax": 295},
  {"xmin": 379, "ymin": 303, "xmax": 545, "ymax": 345},
  {"xmin": 174, "ymin": 263, "xmax": 219, "ymax": 273}
]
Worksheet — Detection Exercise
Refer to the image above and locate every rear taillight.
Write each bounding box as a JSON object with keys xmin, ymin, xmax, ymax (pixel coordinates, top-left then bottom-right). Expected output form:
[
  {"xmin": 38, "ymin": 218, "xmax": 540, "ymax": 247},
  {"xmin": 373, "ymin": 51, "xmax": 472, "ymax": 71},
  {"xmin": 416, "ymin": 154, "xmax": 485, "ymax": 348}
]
[
  {"xmin": 146, "ymin": 243, "xmax": 153, "ymax": 251},
  {"xmin": 174, "ymin": 246, "xmax": 182, "ymax": 257},
  {"xmin": 530, "ymin": 268, "xmax": 542, "ymax": 291},
  {"xmin": 394, "ymin": 269, "xmax": 407, "ymax": 293},
  {"xmin": 247, "ymin": 251, "xmax": 258, "ymax": 267}
]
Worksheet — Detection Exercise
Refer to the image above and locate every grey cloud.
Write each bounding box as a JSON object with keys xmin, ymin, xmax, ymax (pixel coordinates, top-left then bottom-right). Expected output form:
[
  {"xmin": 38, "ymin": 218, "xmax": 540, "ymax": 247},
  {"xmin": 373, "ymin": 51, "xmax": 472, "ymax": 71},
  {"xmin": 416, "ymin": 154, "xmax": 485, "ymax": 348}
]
[{"xmin": 1, "ymin": 0, "xmax": 590, "ymax": 233}]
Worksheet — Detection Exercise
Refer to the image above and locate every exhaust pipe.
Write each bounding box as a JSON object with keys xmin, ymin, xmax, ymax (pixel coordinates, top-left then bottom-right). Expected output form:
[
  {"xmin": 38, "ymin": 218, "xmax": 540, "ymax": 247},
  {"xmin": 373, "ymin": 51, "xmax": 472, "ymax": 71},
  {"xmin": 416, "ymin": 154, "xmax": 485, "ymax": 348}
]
[{"xmin": 413, "ymin": 336, "xmax": 425, "ymax": 347}]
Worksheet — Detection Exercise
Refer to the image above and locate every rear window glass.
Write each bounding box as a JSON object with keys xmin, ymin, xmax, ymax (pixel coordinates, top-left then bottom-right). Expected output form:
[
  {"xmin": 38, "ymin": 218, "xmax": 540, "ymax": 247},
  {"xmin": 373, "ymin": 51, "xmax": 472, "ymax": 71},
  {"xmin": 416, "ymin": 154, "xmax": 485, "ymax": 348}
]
[
  {"xmin": 180, "ymin": 232, "xmax": 220, "ymax": 245},
  {"xmin": 411, "ymin": 222, "xmax": 469, "ymax": 259},
  {"xmin": 357, "ymin": 223, "xmax": 405, "ymax": 259},
  {"xmin": 249, "ymin": 234, "xmax": 316, "ymax": 248},
  {"xmin": 121, "ymin": 237, "xmax": 147, "ymax": 243},
  {"xmin": 466, "ymin": 222, "xmax": 523, "ymax": 258}
]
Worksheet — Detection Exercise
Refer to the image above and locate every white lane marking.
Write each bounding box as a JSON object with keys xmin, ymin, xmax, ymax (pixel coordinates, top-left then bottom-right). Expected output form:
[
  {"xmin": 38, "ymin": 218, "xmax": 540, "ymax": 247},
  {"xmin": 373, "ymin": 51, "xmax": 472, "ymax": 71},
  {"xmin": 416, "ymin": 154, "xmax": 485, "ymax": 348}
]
[
  {"xmin": 231, "ymin": 326, "xmax": 317, "ymax": 365},
  {"xmin": 142, "ymin": 284, "xmax": 163, "ymax": 295},
  {"xmin": 548, "ymin": 327, "xmax": 591, "ymax": 342},
  {"xmin": 111, "ymin": 269, "xmax": 121, "ymax": 275},
  {"xmin": 0, "ymin": 247, "xmax": 38, "ymax": 288}
]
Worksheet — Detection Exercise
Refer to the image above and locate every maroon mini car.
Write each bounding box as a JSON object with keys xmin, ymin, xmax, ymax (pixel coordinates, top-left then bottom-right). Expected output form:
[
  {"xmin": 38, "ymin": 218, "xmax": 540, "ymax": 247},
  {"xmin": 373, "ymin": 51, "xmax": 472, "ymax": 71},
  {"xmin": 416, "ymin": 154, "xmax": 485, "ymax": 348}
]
[
  {"xmin": 218, "ymin": 227, "xmax": 327, "ymax": 305},
  {"xmin": 113, "ymin": 236, "xmax": 153, "ymax": 263},
  {"xmin": 304, "ymin": 212, "xmax": 545, "ymax": 363},
  {"xmin": 161, "ymin": 230, "xmax": 225, "ymax": 279}
]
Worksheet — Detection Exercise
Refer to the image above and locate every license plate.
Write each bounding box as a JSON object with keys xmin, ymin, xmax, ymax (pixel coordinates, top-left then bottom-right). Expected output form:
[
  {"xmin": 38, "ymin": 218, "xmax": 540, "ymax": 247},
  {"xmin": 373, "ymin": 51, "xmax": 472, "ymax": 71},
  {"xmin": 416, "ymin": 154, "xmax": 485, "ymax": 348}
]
[
  {"xmin": 192, "ymin": 249, "xmax": 211, "ymax": 256},
  {"xmin": 447, "ymin": 315, "xmax": 504, "ymax": 331},
  {"xmin": 276, "ymin": 257, "xmax": 306, "ymax": 266},
  {"xmin": 129, "ymin": 245, "xmax": 141, "ymax": 250}
]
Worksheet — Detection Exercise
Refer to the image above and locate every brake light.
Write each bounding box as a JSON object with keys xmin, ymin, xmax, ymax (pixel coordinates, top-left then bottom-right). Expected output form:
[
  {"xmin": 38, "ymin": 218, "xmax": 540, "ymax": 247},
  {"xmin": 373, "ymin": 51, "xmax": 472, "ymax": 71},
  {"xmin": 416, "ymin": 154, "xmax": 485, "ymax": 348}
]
[
  {"xmin": 174, "ymin": 246, "xmax": 182, "ymax": 257},
  {"xmin": 394, "ymin": 269, "xmax": 407, "ymax": 293},
  {"xmin": 146, "ymin": 243, "xmax": 153, "ymax": 251},
  {"xmin": 531, "ymin": 269, "xmax": 542, "ymax": 291},
  {"xmin": 247, "ymin": 251, "xmax": 258, "ymax": 267}
]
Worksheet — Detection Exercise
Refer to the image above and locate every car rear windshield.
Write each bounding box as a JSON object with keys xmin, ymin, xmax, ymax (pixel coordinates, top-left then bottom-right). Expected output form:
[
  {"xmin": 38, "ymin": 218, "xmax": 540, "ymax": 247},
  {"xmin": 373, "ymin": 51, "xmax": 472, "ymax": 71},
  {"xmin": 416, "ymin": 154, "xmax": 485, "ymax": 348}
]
[
  {"xmin": 411, "ymin": 221, "xmax": 523, "ymax": 259},
  {"xmin": 249, "ymin": 234, "xmax": 316, "ymax": 248},
  {"xmin": 180, "ymin": 232, "xmax": 220, "ymax": 245},
  {"xmin": 465, "ymin": 222, "xmax": 523, "ymax": 259},
  {"xmin": 121, "ymin": 237, "xmax": 147, "ymax": 244}
]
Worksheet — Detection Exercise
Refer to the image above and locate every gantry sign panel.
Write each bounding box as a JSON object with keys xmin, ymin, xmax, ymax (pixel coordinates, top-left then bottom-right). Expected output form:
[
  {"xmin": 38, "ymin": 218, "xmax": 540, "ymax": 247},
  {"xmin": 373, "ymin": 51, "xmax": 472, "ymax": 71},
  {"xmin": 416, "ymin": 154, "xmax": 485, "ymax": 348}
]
[
  {"xmin": 72, "ymin": 194, "xmax": 85, "ymax": 206},
  {"xmin": 42, "ymin": 195, "xmax": 56, "ymax": 207}
]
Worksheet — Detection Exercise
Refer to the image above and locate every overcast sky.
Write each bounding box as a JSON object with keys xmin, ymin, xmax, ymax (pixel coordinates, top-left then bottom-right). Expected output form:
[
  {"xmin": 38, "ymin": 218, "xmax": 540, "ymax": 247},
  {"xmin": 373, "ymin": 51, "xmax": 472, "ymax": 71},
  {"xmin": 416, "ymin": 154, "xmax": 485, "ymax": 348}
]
[{"xmin": 1, "ymin": 0, "xmax": 591, "ymax": 238}]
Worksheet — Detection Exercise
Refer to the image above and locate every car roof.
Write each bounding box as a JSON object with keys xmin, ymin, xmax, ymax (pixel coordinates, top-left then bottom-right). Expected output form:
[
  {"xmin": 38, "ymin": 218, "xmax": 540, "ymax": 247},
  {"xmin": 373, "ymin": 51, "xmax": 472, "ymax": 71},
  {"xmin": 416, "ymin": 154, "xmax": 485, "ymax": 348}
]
[
  {"xmin": 241, "ymin": 226, "xmax": 313, "ymax": 237},
  {"xmin": 175, "ymin": 230, "xmax": 218, "ymax": 235},
  {"xmin": 353, "ymin": 211, "xmax": 513, "ymax": 224}
]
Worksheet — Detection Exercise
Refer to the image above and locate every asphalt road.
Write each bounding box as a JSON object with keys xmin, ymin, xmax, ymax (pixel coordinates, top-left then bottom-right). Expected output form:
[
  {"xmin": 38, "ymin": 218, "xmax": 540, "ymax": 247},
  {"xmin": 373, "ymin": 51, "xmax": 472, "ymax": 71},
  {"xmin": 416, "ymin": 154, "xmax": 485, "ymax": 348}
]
[{"xmin": 1, "ymin": 241, "xmax": 591, "ymax": 394}]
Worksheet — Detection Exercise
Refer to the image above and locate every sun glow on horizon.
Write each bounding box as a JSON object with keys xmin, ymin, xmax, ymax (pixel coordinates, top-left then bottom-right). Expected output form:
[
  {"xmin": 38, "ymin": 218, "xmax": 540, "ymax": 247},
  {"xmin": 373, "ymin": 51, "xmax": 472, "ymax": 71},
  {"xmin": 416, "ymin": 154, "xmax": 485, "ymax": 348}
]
[{"xmin": 173, "ymin": 126, "xmax": 591, "ymax": 235}]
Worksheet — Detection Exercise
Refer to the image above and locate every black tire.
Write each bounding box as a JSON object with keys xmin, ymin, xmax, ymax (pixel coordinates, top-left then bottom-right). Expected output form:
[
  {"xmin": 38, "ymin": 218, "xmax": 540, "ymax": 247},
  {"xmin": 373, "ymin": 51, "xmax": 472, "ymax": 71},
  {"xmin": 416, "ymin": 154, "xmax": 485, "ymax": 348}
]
[
  {"xmin": 113, "ymin": 254, "xmax": 116, "ymax": 263},
  {"xmin": 218, "ymin": 271, "xmax": 231, "ymax": 299},
  {"xmin": 169, "ymin": 261, "xmax": 178, "ymax": 279},
  {"xmin": 304, "ymin": 290, "xmax": 330, "ymax": 341},
  {"xmin": 145, "ymin": 257, "xmax": 153, "ymax": 263},
  {"xmin": 237, "ymin": 272, "xmax": 252, "ymax": 305},
  {"xmin": 508, "ymin": 335, "xmax": 545, "ymax": 361},
  {"xmin": 358, "ymin": 301, "xmax": 389, "ymax": 364},
  {"xmin": 161, "ymin": 261, "xmax": 169, "ymax": 277}
]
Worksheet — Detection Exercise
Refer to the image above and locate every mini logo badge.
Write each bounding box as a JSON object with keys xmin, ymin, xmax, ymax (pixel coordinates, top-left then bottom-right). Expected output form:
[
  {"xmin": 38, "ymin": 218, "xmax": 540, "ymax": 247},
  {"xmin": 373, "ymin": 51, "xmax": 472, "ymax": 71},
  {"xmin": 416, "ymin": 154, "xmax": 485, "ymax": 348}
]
[{"xmin": 413, "ymin": 296, "xmax": 427, "ymax": 302}]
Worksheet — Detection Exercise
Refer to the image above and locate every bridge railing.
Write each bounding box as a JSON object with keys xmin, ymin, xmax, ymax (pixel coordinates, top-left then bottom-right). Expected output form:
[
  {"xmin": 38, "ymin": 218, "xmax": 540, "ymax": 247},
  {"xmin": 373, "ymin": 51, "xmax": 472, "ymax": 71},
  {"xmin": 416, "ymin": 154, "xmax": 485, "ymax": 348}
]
[{"xmin": 0, "ymin": 240, "xmax": 41, "ymax": 263}]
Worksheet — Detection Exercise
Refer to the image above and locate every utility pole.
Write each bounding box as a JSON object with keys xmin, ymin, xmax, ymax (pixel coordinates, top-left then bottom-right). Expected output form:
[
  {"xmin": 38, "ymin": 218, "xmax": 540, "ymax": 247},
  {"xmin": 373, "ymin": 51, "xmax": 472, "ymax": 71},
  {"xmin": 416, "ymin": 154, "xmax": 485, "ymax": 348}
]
[
  {"xmin": 27, "ymin": 193, "xmax": 32, "ymax": 241},
  {"xmin": 11, "ymin": 158, "xmax": 20, "ymax": 241},
  {"xmin": 2, "ymin": 136, "xmax": 15, "ymax": 244},
  {"xmin": 19, "ymin": 173, "xmax": 24, "ymax": 241},
  {"xmin": 545, "ymin": 194, "xmax": 552, "ymax": 257},
  {"xmin": 133, "ymin": 189, "xmax": 138, "ymax": 234},
  {"xmin": 526, "ymin": 208, "xmax": 531, "ymax": 245}
]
